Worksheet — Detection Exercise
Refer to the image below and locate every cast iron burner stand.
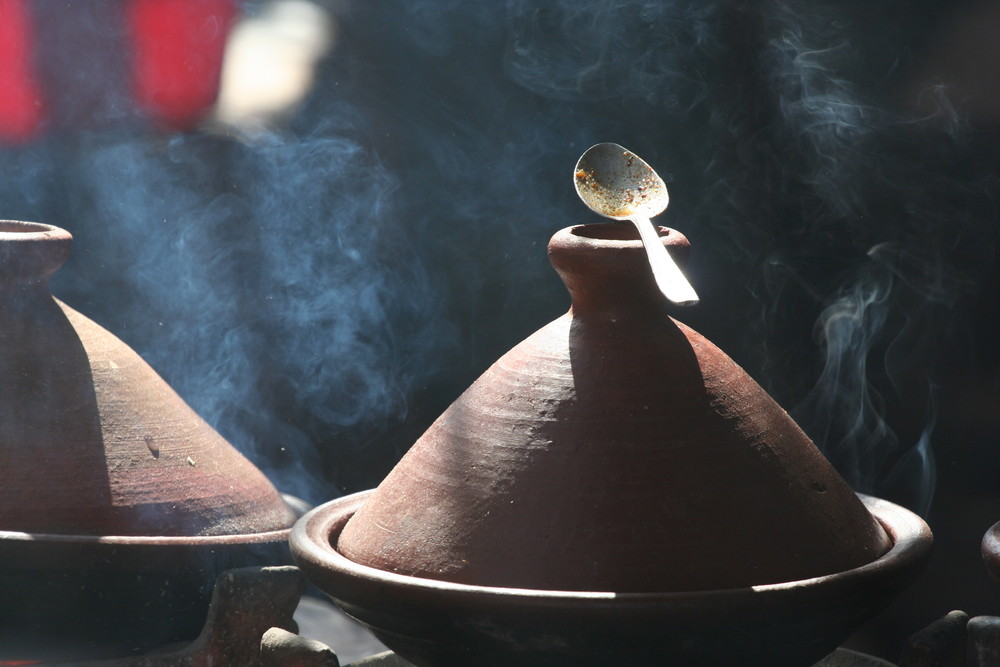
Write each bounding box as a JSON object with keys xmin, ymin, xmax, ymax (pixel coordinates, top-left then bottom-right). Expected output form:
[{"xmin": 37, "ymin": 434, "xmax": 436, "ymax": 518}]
[{"xmin": 897, "ymin": 610, "xmax": 1000, "ymax": 666}]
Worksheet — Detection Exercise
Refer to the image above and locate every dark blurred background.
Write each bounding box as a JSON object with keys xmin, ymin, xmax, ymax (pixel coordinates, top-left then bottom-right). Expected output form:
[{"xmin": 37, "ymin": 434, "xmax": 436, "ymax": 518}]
[{"xmin": 3, "ymin": 0, "xmax": 1000, "ymax": 660}]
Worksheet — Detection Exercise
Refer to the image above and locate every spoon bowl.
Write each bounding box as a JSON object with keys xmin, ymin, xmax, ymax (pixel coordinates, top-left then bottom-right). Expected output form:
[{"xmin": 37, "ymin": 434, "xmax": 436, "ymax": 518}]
[
  {"xmin": 574, "ymin": 143, "xmax": 698, "ymax": 306},
  {"xmin": 574, "ymin": 143, "xmax": 668, "ymax": 220}
]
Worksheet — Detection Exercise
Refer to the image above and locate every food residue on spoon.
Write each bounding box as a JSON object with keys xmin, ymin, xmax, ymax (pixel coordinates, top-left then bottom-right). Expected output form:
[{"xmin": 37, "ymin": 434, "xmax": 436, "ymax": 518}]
[{"xmin": 576, "ymin": 169, "xmax": 658, "ymax": 218}]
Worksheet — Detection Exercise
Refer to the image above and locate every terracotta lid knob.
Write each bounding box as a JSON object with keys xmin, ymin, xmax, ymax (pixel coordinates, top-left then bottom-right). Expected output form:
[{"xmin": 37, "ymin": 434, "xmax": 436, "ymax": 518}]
[
  {"xmin": 0, "ymin": 220, "xmax": 72, "ymax": 287},
  {"xmin": 547, "ymin": 221, "xmax": 691, "ymax": 315}
]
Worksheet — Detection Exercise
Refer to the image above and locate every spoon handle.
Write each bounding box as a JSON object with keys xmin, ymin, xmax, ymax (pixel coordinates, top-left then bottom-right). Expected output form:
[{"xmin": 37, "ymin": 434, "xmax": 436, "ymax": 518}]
[{"xmin": 631, "ymin": 217, "xmax": 699, "ymax": 306}]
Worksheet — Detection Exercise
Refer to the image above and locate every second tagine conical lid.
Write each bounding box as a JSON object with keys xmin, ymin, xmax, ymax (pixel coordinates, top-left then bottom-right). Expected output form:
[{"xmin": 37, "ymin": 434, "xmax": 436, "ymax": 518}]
[
  {"xmin": 337, "ymin": 222, "xmax": 891, "ymax": 593},
  {"xmin": 0, "ymin": 221, "xmax": 295, "ymax": 538}
]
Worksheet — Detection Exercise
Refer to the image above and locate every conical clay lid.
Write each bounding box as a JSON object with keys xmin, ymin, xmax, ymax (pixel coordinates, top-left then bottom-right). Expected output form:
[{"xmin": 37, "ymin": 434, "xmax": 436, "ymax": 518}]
[
  {"xmin": 338, "ymin": 223, "xmax": 891, "ymax": 593},
  {"xmin": 0, "ymin": 221, "xmax": 295, "ymax": 537}
]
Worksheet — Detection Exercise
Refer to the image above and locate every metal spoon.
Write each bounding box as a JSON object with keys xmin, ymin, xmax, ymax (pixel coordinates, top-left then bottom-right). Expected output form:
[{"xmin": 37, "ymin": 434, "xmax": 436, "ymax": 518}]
[{"xmin": 573, "ymin": 143, "xmax": 699, "ymax": 306}]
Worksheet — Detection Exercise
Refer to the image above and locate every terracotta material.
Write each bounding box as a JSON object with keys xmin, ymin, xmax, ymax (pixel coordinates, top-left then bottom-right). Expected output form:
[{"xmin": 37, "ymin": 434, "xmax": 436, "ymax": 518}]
[
  {"xmin": 292, "ymin": 490, "xmax": 932, "ymax": 667},
  {"xmin": 0, "ymin": 220, "xmax": 295, "ymax": 537},
  {"xmin": 336, "ymin": 222, "xmax": 891, "ymax": 593},
  {"xmin": 0, "ymin": 220, "xmax": 296, "ymax": 656}
]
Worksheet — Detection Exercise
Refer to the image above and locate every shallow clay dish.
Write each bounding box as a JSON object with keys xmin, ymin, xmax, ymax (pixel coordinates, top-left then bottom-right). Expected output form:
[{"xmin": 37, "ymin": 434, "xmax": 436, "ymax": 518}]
[{"xmin": 293, "ymin": 490, "xmax": 931, "ymax": 667}]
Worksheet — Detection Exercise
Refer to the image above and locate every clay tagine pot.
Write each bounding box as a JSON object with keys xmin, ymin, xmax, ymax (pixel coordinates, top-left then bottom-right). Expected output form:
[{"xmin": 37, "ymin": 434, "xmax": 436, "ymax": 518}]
[
  {"xmin": 0, "ymin": 221, "xmax": 297, "ymax": 660},
  {"xmin": 338, "ymin": 223, "xmax": 892, "ymax": 592},
  {"xmin": 292, "ymin": 223, "xmax": 933, "ymax": 666}
]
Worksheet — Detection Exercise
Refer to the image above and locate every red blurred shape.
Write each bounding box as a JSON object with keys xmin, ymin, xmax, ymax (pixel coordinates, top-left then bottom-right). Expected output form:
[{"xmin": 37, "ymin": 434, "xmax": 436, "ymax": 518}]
[
  {"xmin": 127, "ymin": 0, "xmax": 237, "ymax": 130},
  {"xmin": 0, "ymin": 0, "xmax": 44, "ymax": 143}
]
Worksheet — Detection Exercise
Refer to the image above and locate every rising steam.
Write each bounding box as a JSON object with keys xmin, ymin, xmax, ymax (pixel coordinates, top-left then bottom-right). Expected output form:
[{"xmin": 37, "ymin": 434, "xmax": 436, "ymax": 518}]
[{"xmin": 1, "ymin": 0, "xmax": 996, "ymax": 513}]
